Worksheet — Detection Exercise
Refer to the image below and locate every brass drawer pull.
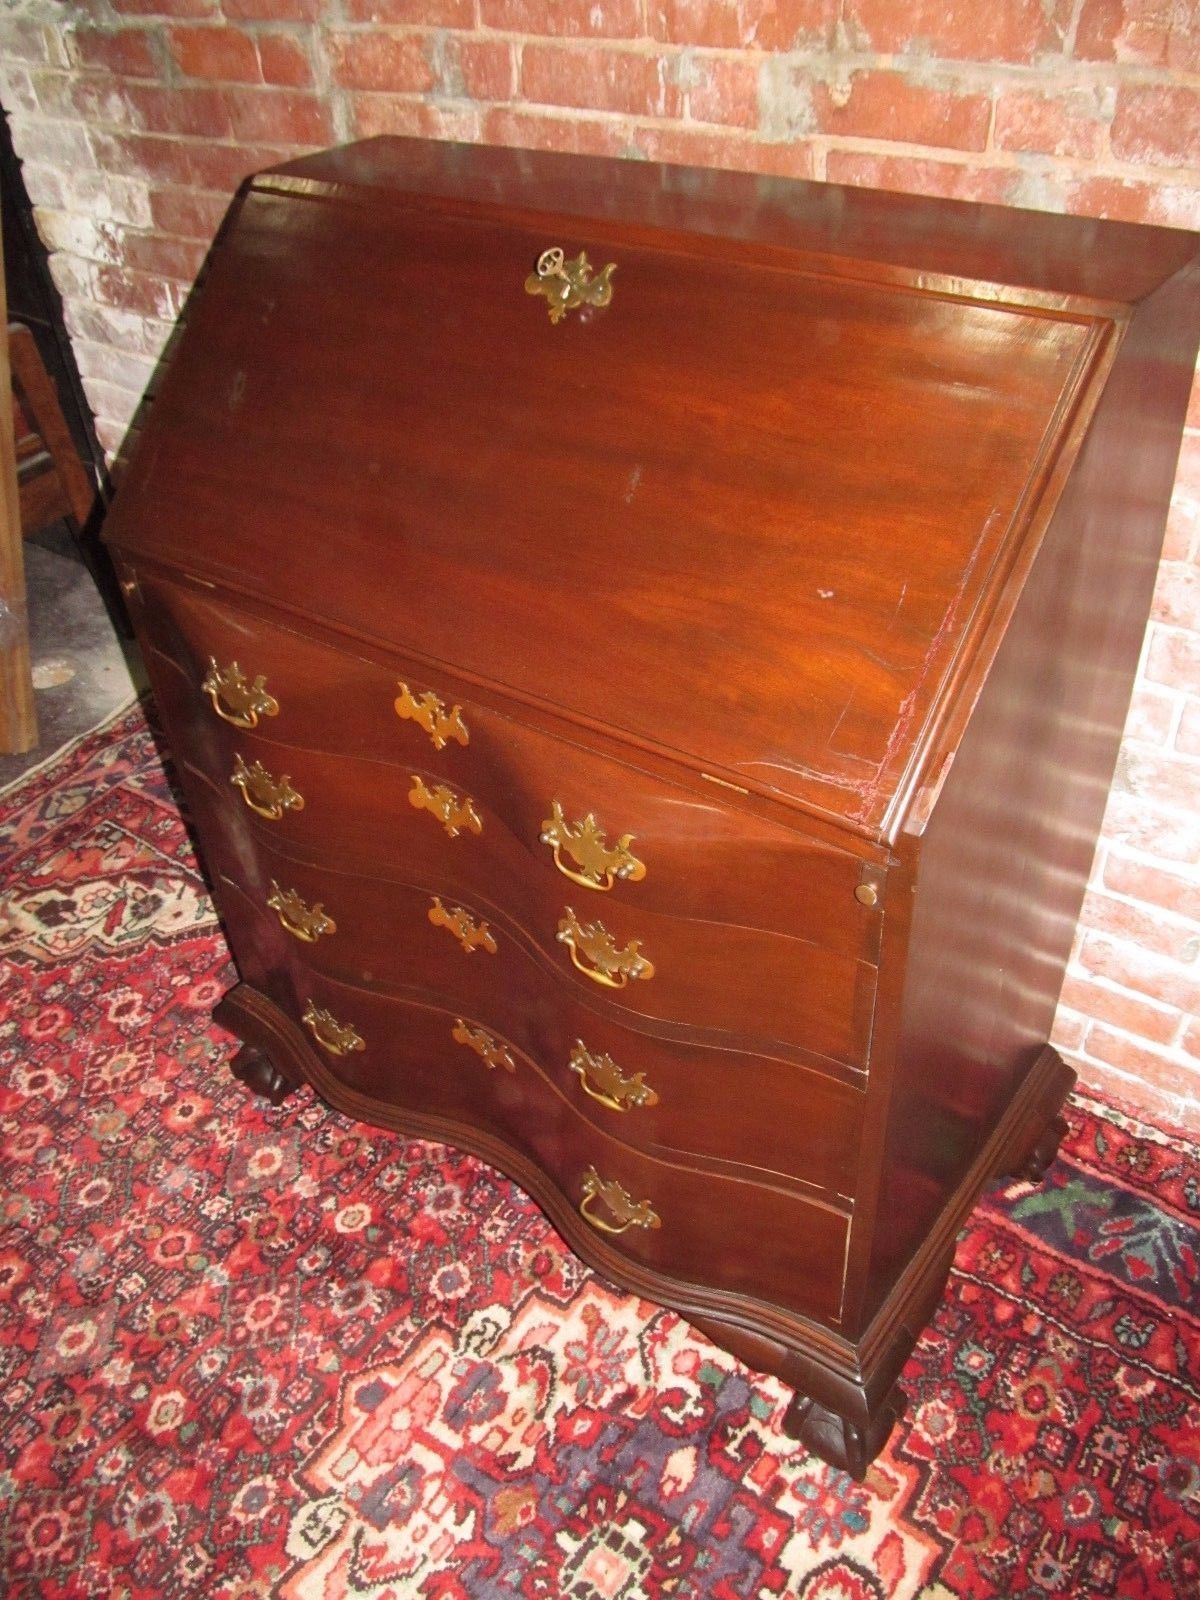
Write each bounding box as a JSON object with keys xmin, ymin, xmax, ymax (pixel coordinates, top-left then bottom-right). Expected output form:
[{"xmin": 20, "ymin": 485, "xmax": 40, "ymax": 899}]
[
  {"xmin": 394, "ymin": 682, "xmax": 469, "ymax": 751},
  {"xmin": 579, "ymin": 1166, "xmax": 660, "ymax": 1235},
  {"xmin": 569, "ymin": 1041, "xmax": 658, "ymax": 1113},
  {"xmin": 302, "ymin": 999, "xmax": 364, "ymax": 1057},
  {"xmin": 230, "ymin": 753, "xmax": 304, "ymax": 820},
  {"xmin": 525, "ymin": 247, "xmax": 616, "ymax": 324},
  {"xmin": 408, "ymin": 774, "xmax": 482, "ymax": 839},
  {"xmin": 540, "ymin": 801, "xmax": 646, "ymax": 892},
  {"xmin": 429, "ymin": 896, "xmax": 496, "ymax": 955},
  {"xmin": 452, "ymin": 1018, "xmax": 515, "ymax": 1073},
  {"xmin": 557, "ymin": 907, "xmax": 654, "ymax": 990},
  {"xmin": 267, "ymin": 882, "xmax": 335, "ymax": 943},
  {"xmin": 202, "ymin": 658, "xmax": 279, "ymax": 728}
]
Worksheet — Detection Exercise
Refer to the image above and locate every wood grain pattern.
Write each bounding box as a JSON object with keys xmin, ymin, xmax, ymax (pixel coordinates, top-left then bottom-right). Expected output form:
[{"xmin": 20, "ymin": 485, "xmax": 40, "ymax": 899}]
[{"xmin": 105, "ymin": 137, "xmax": 1200, "ymax": 1477}]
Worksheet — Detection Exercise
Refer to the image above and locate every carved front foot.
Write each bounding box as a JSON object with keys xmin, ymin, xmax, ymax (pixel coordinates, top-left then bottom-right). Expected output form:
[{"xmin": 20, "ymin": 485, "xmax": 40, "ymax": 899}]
[
  {"xmin": 228, "ymin": 1042, "xmax": 294, "ymax": 1106},
  {"xmin": 782, "ymin": 1387, "xmax": 907, "ymax": 1480},
  {"xmin": 1006, "ymin": 1113, "xmax": 1069, "ymax": 1183}
]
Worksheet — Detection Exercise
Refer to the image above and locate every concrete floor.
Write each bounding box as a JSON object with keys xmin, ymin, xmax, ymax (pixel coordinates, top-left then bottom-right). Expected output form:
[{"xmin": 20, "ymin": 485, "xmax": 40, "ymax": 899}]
[{"xmin": 0, "ymin": 523, "xmax": 145, "ymax": 792}]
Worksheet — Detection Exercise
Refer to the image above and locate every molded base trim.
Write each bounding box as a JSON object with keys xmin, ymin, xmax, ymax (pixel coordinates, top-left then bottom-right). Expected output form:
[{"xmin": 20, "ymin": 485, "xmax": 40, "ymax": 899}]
[{"xmin": 212, "ymin": 981, "xmax": 1075, "ymax": 1477}]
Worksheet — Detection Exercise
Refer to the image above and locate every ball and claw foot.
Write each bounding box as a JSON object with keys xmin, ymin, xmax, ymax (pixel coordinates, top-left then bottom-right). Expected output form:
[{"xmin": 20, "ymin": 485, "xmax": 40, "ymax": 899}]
[
  {"xmin": 228, "ymin": 1043, "xmax": 294, "ymax": 1106},
  {"xmin": 1009, "ymin": 1113, "xmax": 1069, "ymax": 1183},
  {"xmin": 782, "ymin": 1388, "xmax": 907, "ymax": 1480}
]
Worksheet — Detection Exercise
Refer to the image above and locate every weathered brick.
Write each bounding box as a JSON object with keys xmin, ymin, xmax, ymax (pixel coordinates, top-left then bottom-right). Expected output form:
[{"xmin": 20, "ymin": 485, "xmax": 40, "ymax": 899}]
[
  {"xmin": 1074, "ymin": 0, "xmax": 1200, "ymax": 73},
  {"xmin": 521, "ymin": 45, "xmax": 666, "ymax": 118},
  {"xmin": 48, "ymin": 252, "xmax": 97, "ymax": 303},
  {"xmin": 483, "ymin": 106, "xmax": 633, "ymax": 156},
  {"xmin": 994, "ymin": 85, "xmax": 1113, "ymax": 160},
  {"xmin": 434, "ymin": 37, "xmax": 516, "ymax": 101},
  {"xmin": 220, "ymin": 0, "xmax": 321, "ymax": 19},
  {"xmin": 328, "ymin": 32, "xmax": 435, "ymax": 94},
  {"xmin": 687, "ymin": 55, "xmax": 759, "ymax": 130},
  {"xmin": 1047, "ymin": 1006, "xmax": 1087, "ymax": 1054},
  {"xmin": 121, "ymin": 232, "xmax": 208, "ymax": 282},
  {"xmin": 223, "ymin": 86, "xmax": 334, "ymax": 144},
  {"xmin": 256, "ymin": 33, "xmax": 314, "ymax": 86},
  {"xmin": 19, "ymin": 163, "xmax": 68, "ymax": 210},
  {"xmin": 64, "ymin": 298, "xmax": 174, "ymax": 362},
  {"xmin": 345, "ymin": 0, "xmax": 474, "ymax": 22},
  {"xmin": 168, "ymin": 25, "xmax": 260, "ymax": 82},
  {"xmin": 351, "ymin": 94, "xmax": 483, "ymax": 143},
  {"xmin": 1122, "ymin": 683, "xmax": 1178, "ymax": 747},
  {"xmin": 1111, "ymin": 84, "xmax": 1200, "ymax": 168},
  {"xmin": 9, "ymin": 115, "xmax": 97, "ymax": 171},
  {"xmin": 62, "ymin": 171, "xmax": 155, "ymax": 230},
  {"xmin": 1058, "ymin": 975, "xmax": 1181, "ymax": 1044},
  {"xmin": 1063, "ymin": 175, "xmax": 1200, "ymax": 229},
  {"xmin": 1162, "ymin": 489, "xmax": 1197, "ymax": 562},
  {"xmin": 1150, "ymin": 561, "xmax": 1200, "ymax": 631},
  {"xmin": 811, "ymin": 69, "xmax": 992, "ymax": 151},
  {"xmin": 89, "ymin": 129, "xmax": 282, "ymax": 194},
  {"xmin": 0, "ymin": 66, "xmax": 38, "ymax": 116},
  {"xmin": 1175, "ymin": 433, "xmax": 1200, "ymax": 498},
  {"xmin": 1102, "ymin": 852, "xmax": 1200, "ymax": 923},
  {"xmin": 0, "ymin": 20, "xmax": 70, "ymax": 65},
  {"xmin": 73, "ymin": 337, "xmax": 161, "ymax": 399},
  {"xmin": 80, "ymin": 374, "xmax": 147, "ymax": 429},
  {"xmin": 1080, "ymin": 888, "xmax": 1200, "ymax": 962},
  {"xmin": 1176, "ymin": 699, "xmax": 1200, "ymax": 758},
  {"xmin": 149, "ymin": 185, "xmax": 232, "ymax": 240},
  {"xmin": 1099, "ymin": 787, "xmax": 1200, "ymax": 865},
  {"xmin": 68, "ymin": 26, "xmax": 162, "ymax": 78},
  {"xmin": 825, "ymin": 151, "xmax": 1017, "ymax": 205},
  {"xmin": 1075, "ymin": 1057, "xmax": 1198, "ymax": 1131},
  {"xmin": 632, "ymin": 124, "xmax": 818, "ymax": 179},
  {"xmin": 648, "ymin": 0, "xmax": 839, "ymax": 50},
  {"xmin": 110, "ymin": 0, "xmax": 220, "ymax": 16},
  {"xmin": 1077, "ymin": 930, "xmax": 1200, "ymax": 1015},
  {"xmin": 91, "ymin": 261, "xmax": 187, "ymax": 322},
  {"xmin": 1079, "ymin": 1025, "xmax": 1197, "ymax": 1097},
  {"xmin": 1146, "ymin": 624, "xmax": 1200, "ymax": 691},
  {"xmin": 843, "ymin": 0, "xmax": 1076, "ymax": 63},
  {"xmin": 479, "ymin": 0, "xmax": 644, "ymax": 39},
  {"xmin": 94, "ymin": 414, "xmax": 135, "ymax": 462},
  {"xmin": 123, "ymin": 82, "xmax": 234, "ymax": 137},
  {"xmin": 34, "ymin": 208, "xmax": 124, "ymax": 266}
]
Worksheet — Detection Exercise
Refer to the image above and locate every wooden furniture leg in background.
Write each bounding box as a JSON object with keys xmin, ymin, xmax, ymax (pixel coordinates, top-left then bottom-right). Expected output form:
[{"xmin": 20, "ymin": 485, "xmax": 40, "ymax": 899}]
[{"xmin": 0, "ymin": 209, "xmax": 36, "ymax": 754}]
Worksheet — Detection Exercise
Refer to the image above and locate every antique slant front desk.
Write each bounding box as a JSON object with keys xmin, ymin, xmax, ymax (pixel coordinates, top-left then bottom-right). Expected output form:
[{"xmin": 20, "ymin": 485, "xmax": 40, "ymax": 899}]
[{"xmin": 104, "ymin": 137, "xmax": 1200, "ymax": 1476}]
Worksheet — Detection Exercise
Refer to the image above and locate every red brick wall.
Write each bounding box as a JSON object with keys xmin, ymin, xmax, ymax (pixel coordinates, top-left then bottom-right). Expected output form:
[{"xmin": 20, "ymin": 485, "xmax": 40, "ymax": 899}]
[{"xmin": 2, "ymin": 0, "xmax": 1197, "ymax": 1128}]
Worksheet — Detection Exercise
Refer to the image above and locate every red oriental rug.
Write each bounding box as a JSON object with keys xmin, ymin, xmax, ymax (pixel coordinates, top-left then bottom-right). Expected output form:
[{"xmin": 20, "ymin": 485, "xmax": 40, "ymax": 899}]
[{"xmin": 1, "ymin": 702, "xmax": 1198, "ymax": 1600}]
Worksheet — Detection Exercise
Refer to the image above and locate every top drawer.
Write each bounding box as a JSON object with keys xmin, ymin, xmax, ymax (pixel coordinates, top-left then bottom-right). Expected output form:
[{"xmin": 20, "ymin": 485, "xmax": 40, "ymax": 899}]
[{"xmin": 136, "ymin": 574, "xmax": 883, "ymax": 962}]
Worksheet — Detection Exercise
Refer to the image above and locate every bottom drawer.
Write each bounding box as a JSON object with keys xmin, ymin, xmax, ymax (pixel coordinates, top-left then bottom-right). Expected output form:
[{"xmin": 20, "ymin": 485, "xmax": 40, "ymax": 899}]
[{"xmin": 284, "ymin": 969, "xmax": 851, "ymax": 1326}]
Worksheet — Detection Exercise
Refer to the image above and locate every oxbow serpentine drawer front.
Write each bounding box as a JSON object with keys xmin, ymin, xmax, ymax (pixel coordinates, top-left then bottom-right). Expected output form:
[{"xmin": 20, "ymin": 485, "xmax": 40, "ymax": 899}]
[{"xmin": 104, "ymin": 136, "xmax": 1200, "ymax": 1476}]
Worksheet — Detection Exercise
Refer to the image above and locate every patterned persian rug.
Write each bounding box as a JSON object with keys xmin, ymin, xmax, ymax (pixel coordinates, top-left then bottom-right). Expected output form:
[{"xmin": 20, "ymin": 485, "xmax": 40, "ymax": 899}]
[{"xmin": 1, "ymin": 702, "xmax": 1198, "ymax": 1600}]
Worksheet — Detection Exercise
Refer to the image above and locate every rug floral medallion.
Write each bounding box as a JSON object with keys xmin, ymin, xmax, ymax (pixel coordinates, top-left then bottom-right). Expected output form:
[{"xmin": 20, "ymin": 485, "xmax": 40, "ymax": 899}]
[{"xmin": 1, "ymin": 704, "xmax": 1197, "ymax": 1600}]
